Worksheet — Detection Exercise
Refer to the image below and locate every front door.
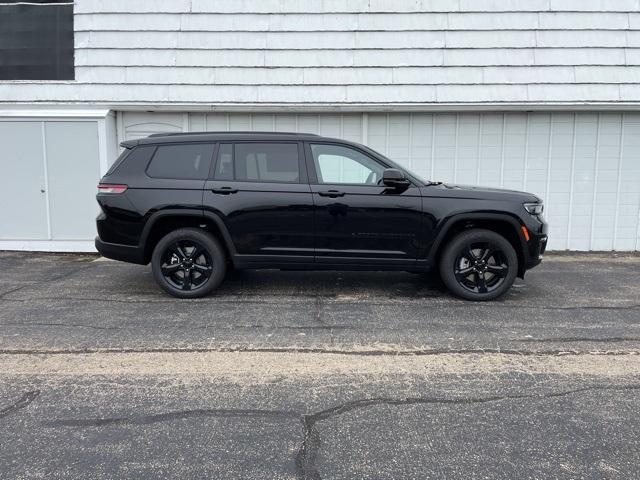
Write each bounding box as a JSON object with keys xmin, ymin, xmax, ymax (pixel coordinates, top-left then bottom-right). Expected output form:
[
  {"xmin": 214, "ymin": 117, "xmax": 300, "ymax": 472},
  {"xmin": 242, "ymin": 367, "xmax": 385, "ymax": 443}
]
[
  {"xmin": 306, "ymin": 142, "xmax": 422, "ymax": 266},
  {"xmin": 203, "ymin": 141, "xmax": 314, "ymax": 265}
]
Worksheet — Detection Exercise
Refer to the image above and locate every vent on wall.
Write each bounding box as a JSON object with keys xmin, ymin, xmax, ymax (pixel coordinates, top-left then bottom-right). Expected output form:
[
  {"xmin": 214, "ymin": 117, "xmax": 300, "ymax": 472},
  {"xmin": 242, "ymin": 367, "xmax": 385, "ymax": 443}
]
[{"xmin": 0, "ymin": 0, "xmax": 74, "ymax": 80}]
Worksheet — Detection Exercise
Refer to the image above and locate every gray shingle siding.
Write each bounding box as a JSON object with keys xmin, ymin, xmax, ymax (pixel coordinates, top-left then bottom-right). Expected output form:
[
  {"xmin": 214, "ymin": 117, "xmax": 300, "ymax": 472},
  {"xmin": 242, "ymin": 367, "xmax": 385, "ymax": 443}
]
[{"xmin": 2, "ymin": 0, "xmax": 639, "ymax": 106}]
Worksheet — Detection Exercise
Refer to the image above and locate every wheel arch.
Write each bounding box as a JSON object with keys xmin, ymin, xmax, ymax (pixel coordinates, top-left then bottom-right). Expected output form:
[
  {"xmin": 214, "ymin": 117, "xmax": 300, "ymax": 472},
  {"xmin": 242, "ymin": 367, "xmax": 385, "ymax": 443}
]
[
  {"xmin": 429, "ymin": 212, "xmax": 528, "ymax": 278},
  {"xmin": 140, "ymin": 209, "xmax": 236, "ymax": 264}
]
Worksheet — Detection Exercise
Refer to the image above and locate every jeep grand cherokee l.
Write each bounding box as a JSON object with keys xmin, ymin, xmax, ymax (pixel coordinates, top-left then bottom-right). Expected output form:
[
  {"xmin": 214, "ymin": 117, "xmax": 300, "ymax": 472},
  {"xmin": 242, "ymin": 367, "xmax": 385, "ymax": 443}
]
[{"xmin": 95, "ymin": 132, "xmax": 548, "ymax": 301}]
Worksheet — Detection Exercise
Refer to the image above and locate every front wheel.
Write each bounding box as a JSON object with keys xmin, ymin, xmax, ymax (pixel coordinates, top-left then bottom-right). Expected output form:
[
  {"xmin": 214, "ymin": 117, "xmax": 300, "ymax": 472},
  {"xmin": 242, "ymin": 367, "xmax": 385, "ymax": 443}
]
[
  {"xmin": 151, "ymin": 228, "xmax": 226, "ymax": 298},
  {"xmin": 439, "ymin": 229, "xmax": 518, "ymax": 301}
]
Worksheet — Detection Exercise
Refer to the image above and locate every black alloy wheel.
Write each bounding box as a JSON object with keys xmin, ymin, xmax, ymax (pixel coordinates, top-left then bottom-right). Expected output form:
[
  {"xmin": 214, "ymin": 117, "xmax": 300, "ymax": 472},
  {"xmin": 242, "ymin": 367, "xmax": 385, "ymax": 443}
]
[
  {"xmin": 439, "ymin": 229, "xmax": 518, "ymax": 301},
  {"xmin": 454, "ymin": 243, "xmax": 509, "ymax": 294},
  {"xmin": 160, "ymin": 240, "xmax": 213, "ymax": 291},
  {"xmin": 151, "ymin": 228, "xmax": 226, "ymax": 298}
]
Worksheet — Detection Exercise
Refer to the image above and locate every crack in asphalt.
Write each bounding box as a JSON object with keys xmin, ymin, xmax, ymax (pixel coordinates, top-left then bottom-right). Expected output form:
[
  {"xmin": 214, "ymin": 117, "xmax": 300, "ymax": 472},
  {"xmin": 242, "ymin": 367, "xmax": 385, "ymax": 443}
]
[
  {"xmin": 0, "ymin": 390, "xmax": 40, "ymax": 419},
  {"xmin": 0, "ymin": 263, "xmax": 95, "ymax": 301},
  {"xmin": 0, "ymin": 322, "xmax": 123, "ymax": 331},
  {"xmin": 0, "ymin": 346, "xmax": 638, "ymax": 356},
  {"xmin": 295, "ymin": 384, "xmax": 640, "ymax": 480},
  {"xmin": 41, "ymin": 384, "xmax": 640, "ymax": 480},
  {"xmin": 48, "ymin": 408, "xmax": 298, "ymax": 427}
]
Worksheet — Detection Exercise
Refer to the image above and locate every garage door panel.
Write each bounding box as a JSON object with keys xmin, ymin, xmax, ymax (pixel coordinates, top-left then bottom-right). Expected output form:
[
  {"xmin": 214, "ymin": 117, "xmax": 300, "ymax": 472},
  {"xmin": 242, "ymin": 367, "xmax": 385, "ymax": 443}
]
[
  {"xmin": 45, "ymin": 122, "xmax": 101, "ymax": 240},
  {"xmin": 0, "ymin": 122, "xmax": 48, "ymax": 240}
]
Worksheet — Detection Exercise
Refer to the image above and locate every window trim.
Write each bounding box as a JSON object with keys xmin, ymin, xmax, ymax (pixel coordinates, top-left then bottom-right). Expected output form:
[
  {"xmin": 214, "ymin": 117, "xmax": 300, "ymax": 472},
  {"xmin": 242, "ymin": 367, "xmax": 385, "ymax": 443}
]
[
  {"xmin": 144, "ymin": 142, "xmax": 216, "ymax": 180},
  {"xmin": 210, "ymin": 141, "xmax": 307, "ymax": 184}
]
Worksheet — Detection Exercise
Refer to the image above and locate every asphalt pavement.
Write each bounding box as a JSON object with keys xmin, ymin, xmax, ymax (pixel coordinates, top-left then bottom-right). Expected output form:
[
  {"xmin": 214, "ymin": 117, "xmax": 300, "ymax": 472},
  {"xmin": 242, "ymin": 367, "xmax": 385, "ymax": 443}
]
[{"xmin": 0, "ymin": 251, "xmax": 639, "ymax": 479}]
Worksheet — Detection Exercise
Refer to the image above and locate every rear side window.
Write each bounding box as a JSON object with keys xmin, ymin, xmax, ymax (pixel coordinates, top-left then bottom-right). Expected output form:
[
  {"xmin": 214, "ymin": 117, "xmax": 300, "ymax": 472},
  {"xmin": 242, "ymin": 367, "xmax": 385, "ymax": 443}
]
[
  {"xmin": 105, "ymin": 148, "xmax": 131, "ymax": 176},
  {"xmin": 214, "ymin": 143, "xmax": 300, "ymax": 183},
  {"xmin": 105, "ymin": 145, "xmax": 156, "ymax": 177},
  {"xmin": 146, "ymin": 143, "xmax": 214, "ymax": 180}
]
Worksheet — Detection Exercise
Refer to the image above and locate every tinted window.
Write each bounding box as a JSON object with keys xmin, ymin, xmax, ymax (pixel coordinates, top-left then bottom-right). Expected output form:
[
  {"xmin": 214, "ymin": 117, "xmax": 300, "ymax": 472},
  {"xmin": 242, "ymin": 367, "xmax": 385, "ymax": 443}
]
[
  {"xmin": 107, "ymin": 145, "xmax": 156, "ymax": 177},
  {"xmin": 105, "ymin": 149, "xmax": 131, "ymax": 176},
  {"xmin": 146, "ymin": 144, "xmax": 214, "ymax": 180},
  {"xmin": 214, "ymin": 143, "xmax": 300, "ymax": 183},
  {"xmin": 311, "ymin": 144, "xmax": 385, "ymax": 185}
]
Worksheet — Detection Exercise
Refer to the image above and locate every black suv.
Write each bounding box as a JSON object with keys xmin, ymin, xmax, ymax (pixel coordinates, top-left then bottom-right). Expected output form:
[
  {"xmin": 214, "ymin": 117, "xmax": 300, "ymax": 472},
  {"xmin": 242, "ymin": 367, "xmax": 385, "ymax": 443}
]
[{"xmin": 96, "ymin": 132, "xmax": 547, "ymax": 301}]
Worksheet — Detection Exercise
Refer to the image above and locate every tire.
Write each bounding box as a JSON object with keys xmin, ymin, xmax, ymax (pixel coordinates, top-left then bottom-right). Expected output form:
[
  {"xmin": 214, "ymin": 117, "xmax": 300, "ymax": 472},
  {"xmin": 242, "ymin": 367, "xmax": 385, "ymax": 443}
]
[
  {"xmin": 439, "ymin": 229, "xmax": 518, "ymax": 301},
  {"xmin": 151, "ymin": 228, "xmax": 226, "ymax": 299}
]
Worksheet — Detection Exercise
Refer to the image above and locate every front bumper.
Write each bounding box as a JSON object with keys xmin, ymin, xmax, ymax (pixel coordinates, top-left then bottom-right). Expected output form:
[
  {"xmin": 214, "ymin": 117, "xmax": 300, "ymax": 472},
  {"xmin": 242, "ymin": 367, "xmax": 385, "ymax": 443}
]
[{"xmin": 525, "ymin": 233, "xmax": 547, "ymax": 269}]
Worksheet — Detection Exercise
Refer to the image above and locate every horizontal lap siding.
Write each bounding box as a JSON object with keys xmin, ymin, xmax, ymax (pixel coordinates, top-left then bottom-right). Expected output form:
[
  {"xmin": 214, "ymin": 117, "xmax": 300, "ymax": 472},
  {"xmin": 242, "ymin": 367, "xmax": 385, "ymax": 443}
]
[{"xmin": 3, "ymin": 0, "xmax": 640, "ymax": 105}]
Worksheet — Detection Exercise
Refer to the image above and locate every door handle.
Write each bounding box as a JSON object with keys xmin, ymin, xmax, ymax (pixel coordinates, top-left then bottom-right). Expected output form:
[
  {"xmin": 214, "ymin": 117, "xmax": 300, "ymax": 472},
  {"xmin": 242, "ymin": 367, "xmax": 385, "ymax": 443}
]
[
  {"xmin": 318, "ymin": 190, "xmax": 345, "ymax": 198},
  {"xmin": 211, "ymin": 187, "xmax": 238, "ymax": 195}
]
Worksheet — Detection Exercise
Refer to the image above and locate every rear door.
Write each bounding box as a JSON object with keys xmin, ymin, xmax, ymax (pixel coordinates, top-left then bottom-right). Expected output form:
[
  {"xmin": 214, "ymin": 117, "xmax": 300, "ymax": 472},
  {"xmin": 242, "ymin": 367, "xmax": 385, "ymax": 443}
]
[
  {"xmin": 203, "ymin": 141, "xmax": 314, "ymax": 264},
  {"xmin": 305, "ymin": 142, "xmax": 422, "ymax": 266}
]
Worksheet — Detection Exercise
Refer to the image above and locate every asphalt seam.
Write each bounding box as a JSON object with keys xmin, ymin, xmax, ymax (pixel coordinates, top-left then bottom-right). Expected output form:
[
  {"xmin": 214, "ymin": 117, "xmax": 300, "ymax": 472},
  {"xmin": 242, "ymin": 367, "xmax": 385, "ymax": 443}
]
[
  {"xmin": 0, "ymin": 347, "xmax": 638, "ymax": 356},
  {"xmin": 1, "ymin": 295, "xmax": 639, "ymax": 311},
  {"xmin": 1, "ymin": 322, "xmax": 639, "ymax": 344}
]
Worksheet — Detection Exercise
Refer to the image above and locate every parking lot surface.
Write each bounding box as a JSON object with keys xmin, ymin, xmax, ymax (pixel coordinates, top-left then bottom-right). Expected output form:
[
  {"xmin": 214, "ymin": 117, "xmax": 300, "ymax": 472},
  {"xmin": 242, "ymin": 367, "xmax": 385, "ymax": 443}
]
[{"xmin": 0, "ymin": 252, "xmax": 639, "ymax": 479}]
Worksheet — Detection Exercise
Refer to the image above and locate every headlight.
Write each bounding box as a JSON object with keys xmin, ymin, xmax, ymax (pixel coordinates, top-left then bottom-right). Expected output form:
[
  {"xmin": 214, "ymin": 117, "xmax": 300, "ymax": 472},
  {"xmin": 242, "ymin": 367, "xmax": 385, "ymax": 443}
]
[{"xmin": 523, "ymin": 202, "xmax": 544, "ymax": 215}]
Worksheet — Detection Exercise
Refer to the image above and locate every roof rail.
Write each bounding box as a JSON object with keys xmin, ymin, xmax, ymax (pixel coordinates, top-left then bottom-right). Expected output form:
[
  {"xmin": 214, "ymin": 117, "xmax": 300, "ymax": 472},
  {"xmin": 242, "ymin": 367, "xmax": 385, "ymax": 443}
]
[{"xmin": 147, "ymin": 131, "xmax": 319, "ymax": 138}]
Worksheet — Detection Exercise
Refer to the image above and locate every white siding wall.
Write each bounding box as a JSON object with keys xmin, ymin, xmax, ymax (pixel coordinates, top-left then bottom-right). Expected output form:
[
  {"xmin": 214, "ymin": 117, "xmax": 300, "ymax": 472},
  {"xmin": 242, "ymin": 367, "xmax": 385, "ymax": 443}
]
[
  {"xmin": 121, "ymin": 111, "xmax": 640, "ymax": 251},
  {"xmin": 1, "ymin": 0, "xmax": 640, "ymax": 106}
]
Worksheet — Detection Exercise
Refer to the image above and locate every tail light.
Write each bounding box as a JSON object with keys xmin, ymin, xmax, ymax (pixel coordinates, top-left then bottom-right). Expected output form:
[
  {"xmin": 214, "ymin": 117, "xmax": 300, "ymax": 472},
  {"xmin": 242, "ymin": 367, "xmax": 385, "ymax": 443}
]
[{"xmin": 97, "ymin": 184, "xmax": 128, "ymax": 194}]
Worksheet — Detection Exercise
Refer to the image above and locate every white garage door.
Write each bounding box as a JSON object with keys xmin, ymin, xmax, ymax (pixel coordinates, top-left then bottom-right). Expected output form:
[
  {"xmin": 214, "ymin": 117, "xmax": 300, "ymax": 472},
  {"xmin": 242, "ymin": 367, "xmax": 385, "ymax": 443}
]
[
  {"xmin": 0, "ymin": 119, "xmax": 102, "ymax": 250},
  {"xmin": 119, "ymin": 111, "xmax": 640, "ymax": 251}
]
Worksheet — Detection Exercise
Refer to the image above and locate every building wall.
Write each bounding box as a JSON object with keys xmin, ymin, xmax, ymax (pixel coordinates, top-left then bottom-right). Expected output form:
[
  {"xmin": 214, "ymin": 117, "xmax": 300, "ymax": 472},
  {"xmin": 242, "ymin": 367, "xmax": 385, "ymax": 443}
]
[
  {"xmin": 1, "ymin": 0, "xmax": 640, "ymax": 107},
  {"xmin": 1, "ymin": 1, "xmax": 639, "ymax": 252}
]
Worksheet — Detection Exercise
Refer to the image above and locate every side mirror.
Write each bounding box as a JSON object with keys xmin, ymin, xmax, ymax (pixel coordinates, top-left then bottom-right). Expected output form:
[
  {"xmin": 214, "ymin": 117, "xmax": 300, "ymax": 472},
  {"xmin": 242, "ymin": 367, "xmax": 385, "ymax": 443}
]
[{"xmin": 382, "ymin": 168, "xmax": 410, "ymax": 188}]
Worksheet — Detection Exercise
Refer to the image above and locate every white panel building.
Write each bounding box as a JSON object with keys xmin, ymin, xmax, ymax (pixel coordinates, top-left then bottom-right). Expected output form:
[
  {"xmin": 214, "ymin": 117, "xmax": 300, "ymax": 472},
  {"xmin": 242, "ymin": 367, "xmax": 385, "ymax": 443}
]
[{"xmin": 1, "ymin": 0, "xmax": 639, "ymax": 251}]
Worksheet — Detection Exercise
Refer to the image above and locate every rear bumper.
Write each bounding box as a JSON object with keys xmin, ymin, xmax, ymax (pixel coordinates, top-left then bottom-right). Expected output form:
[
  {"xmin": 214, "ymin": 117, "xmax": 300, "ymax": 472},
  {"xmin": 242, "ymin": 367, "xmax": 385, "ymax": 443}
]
[{"xmin": 95, "ymin": 237, "xmax": 146, "ymax": 265}]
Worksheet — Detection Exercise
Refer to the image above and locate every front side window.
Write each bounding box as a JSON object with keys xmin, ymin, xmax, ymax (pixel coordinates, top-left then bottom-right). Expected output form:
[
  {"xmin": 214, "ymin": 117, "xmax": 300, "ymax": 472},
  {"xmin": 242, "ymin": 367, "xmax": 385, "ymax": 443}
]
[
  {"xmin": 214, "ymin": 143, "xmax": 300, "ymax": 183},
  {"xmin": 310, "ymin": 144, "xmax": 385, "ymax": 185},
  {"xmin": 146, "ymin": 143, "xmax": 214, "ymax": 180}
]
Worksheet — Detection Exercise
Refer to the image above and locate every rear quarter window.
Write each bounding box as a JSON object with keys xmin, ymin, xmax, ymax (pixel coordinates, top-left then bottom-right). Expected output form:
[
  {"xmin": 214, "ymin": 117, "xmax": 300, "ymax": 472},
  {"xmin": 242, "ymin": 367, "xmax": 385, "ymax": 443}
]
[
  {"xmin": 146, "ymin": 143, "xmax": 214, "ymax": 180},
  {"xmin": 104, "ymin": 148, "xmax": 131, "ymax": 176},
  {"xmin": 105, "ymin": 145, "xmax": 156, "ymax": 177}
]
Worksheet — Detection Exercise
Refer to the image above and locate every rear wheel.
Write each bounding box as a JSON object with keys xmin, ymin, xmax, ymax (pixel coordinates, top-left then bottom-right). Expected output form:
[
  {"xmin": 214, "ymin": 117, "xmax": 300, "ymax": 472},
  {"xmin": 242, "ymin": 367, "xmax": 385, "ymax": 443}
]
[
  {"xmin": 439, "ymin": 229, "xmax": 518, "ymax": 301},
  {"xmin": 151, "ymin": 228, "xmax": 226, "ymax": 298}
]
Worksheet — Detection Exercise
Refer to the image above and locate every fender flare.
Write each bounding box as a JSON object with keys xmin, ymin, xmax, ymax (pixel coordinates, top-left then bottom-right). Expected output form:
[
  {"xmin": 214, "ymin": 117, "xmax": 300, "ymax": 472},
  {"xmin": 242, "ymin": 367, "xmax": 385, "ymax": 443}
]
[
  {"xmin": 428, "ymin": 211, "xmax": 529, "ymax": 274},
  {"xmin": 139, "ymin": 208, "xmax": 237, "ymax": 261}
]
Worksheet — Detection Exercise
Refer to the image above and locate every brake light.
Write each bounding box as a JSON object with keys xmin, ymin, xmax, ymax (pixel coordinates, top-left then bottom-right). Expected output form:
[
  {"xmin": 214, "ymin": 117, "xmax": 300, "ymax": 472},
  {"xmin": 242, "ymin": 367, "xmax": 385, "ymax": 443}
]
[
  {"xmin": 521, "ymin": 225, "xmax": 531, "ymax": 242},
  {"xmin": 98, "ymin": 184, "xmax": 128, "ymax": 194}
]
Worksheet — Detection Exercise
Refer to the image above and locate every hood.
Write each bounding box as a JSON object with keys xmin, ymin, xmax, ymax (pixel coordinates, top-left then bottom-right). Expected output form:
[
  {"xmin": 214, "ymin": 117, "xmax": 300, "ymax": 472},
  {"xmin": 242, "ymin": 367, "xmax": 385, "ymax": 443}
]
[{"xmin": 426, "ymin": 183, "xmax": 542, "ymax": 203}]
